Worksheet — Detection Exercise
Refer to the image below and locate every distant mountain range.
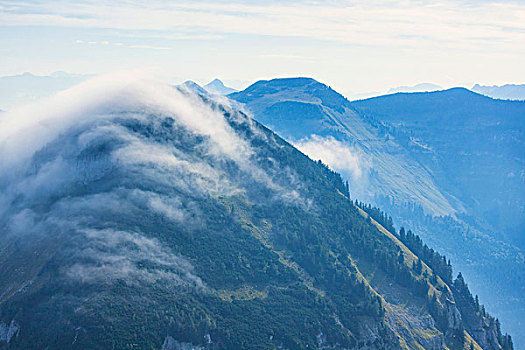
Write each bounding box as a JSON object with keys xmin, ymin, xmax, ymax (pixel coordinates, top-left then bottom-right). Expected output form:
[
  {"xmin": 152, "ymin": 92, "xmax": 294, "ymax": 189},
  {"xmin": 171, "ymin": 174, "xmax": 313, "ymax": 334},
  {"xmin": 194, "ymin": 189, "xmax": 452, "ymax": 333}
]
[
  {"xmin": 0, "ymin": 72, "xmax": 92, "ymax": 110},
  {"xmin": 230, "ymin": 78, "xmax": 525, "ymax": 348},
  {"xmin": 0, "ymin": 74, "xmax": 238, "ymax": 111},
  {"xmin": 179, "ymin": 79, "xmax": 237, "ymax": 96},
  {"xmin": 471, "ymin": 84, "xmax": 525, "ymax": 101},
  {"xmin": 388, "ymin": 83, "xmax": 442, "ymax": 94},
  {"xmin": 355, "ymin": 82, "xmax": 525, "ymax": 101}
]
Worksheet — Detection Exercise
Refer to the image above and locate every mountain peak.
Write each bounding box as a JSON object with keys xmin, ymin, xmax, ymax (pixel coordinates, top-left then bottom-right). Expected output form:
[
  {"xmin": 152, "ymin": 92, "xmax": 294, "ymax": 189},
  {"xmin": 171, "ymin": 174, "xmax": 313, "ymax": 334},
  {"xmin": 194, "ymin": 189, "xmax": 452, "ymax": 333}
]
[
  {"xmin": 418, "ymin": 87, "xmax": 496, "ymax": 101},
  {"xmin": 203, "ymin": 78, "xmax": 237, "ymax": 95},
  {"xmin": 250, "ymin": 77, "xmax": 324, "ymax": 90},
  {"xmin": 209, "ymin": 78, "xmax": 224, "ymax": 85},
  {"xmin": 357, "ymin": 87, "xmax": 486, "ymax": 103},
  {"xmin": 230, "ymin": 77, "xmax": 349, "ymax": 113},
  {"xmin": 50, "ymin": 71, "xmax": 70, "ymax": 78},
  {"xmin": 179, "ymin": 80, "xmax": 208, "ymax": 95}
]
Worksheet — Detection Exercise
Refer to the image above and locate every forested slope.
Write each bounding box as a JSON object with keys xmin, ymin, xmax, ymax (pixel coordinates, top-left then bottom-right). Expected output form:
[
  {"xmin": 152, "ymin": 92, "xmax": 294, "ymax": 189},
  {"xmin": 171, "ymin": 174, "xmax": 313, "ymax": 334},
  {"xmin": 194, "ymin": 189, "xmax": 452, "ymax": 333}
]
[{"xmin": 0, "ymin": 78, "xmax": 512, "ymax": 349}]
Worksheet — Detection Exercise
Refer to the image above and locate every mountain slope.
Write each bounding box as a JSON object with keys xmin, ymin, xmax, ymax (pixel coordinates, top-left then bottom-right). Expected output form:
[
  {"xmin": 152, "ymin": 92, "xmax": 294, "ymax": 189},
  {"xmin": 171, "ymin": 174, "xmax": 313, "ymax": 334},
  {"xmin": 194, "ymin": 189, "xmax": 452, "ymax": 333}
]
[
  {"xmin": 0, "ymin": 75, "xmax": 511, "ymax": 349},
  {"xmin": 179, "ymin": 80, "xmax": 209, "ymax": 95},
  {"xmin": 352, "ymin": 91, "xmax": 525, "ymax": 347},
  {"xmin": 230, "ymin": 78, "xmax": 523, "ymax": 349},
  {"xmin": 229, "ymin": 78, "xmax": 456, "ymax": 216},
  {"xmin": 352, "ymin": 88, "xmax": 525, "ymax": 248}
]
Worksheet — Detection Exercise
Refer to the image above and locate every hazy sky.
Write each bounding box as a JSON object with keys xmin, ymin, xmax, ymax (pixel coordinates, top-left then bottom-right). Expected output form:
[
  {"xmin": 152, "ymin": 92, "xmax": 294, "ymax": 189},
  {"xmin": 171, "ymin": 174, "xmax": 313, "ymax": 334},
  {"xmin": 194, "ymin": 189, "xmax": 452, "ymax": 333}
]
[{"xmin": 1, "ymin": 0, "xmax": 524, "ymax": 96}]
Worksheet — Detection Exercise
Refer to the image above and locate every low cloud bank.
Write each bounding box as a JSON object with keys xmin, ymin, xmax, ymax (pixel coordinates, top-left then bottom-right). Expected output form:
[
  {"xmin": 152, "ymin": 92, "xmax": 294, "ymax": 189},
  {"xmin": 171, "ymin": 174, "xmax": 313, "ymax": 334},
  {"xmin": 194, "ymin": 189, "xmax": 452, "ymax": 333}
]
[{"xmin": 295, "ymin": 135, "xmax": 366, "ymax": 181}]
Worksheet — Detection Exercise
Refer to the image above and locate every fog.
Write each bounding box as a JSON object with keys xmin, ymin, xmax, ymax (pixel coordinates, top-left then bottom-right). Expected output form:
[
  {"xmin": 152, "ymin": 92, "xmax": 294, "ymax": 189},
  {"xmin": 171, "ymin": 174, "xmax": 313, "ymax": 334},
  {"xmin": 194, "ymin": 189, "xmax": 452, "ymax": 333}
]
[{"xmin": 294, "ymin": 135, "xmax": 370, "ymax": 200}]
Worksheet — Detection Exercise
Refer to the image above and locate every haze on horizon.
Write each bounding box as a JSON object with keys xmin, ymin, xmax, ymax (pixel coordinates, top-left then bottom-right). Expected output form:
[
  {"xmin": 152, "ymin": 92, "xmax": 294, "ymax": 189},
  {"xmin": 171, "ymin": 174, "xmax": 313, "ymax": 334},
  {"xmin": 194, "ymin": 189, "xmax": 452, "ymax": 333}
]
[{"xmin": 1, "ymin": 0, "xmax": 524, "ymax": 98}]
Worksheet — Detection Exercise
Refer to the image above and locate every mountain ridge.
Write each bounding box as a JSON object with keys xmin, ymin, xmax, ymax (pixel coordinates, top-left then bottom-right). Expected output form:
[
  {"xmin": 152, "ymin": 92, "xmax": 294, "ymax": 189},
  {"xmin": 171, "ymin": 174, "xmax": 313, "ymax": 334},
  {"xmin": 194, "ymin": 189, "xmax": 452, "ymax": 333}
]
[
  {"xmin": 471, "ymin": 84, "xmax": 525, "ymax": 101},
  {"xmin": 0, "ymin": 75, "xmax": 513, "ymax": 349},
  {"xmin": 230, "ymin": 77, "xmax": 524, "ymax": 349},
  {"xmin": 230, "ymin": 77, "xmax": 458, "ymax": 216}
]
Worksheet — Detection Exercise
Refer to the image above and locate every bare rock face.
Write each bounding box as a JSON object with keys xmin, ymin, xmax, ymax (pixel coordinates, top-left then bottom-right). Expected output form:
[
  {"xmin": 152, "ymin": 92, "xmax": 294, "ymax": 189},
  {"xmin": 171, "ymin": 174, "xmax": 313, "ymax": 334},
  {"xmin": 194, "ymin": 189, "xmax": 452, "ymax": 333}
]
[
  {"xmin": 385, "ymin": 305, "xmax": 445, "ymax": 350},
  {"xmin": 469, "ymin": 318, "xmax": 502, "ymax": 350},
  {"xmin": 354, "ymin": 317, "xmax": 402, "ymax": 349},
  {"xmin": 0, "ymin": 320, "xmax": 19, "ymax": 344},
  {"xmin": 445, "ymin": 299, "xmax": 463, "ymax": 331},
  {"xmin": 162, "ymin": 336, "xmax": 205, "ymax": 350}
]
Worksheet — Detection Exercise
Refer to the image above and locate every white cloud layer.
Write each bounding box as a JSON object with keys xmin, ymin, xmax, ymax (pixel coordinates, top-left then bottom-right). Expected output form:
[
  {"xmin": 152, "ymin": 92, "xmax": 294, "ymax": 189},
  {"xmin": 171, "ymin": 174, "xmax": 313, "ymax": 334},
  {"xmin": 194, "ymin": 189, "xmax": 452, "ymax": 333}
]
[{"xmin": 1, "ymin": 0, "xmax": 523, "ymax": 53}]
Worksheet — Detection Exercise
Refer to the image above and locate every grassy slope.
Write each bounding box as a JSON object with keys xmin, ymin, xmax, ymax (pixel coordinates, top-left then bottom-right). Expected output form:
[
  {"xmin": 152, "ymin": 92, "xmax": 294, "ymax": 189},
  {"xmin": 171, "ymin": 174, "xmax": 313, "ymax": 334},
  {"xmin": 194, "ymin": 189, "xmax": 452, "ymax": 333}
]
[{"xmin": 347, "ymin": 193, "xmax": 482, "ymax": 350}]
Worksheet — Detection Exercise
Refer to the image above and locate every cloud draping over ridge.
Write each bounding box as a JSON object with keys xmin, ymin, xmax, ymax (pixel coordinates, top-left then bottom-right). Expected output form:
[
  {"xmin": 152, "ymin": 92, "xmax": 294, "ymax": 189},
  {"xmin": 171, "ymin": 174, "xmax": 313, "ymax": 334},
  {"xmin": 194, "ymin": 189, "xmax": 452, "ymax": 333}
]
[
  {"xmin": 295, "ymin": 135, "xmax": 366, "ymax": 182},
  {"xmin": 0, "ymin": 71, "xmax": 305, "ymax": 288},
  {"xmin": 294, "ymin": 135, "xmax": 371, "ymax": 201}
]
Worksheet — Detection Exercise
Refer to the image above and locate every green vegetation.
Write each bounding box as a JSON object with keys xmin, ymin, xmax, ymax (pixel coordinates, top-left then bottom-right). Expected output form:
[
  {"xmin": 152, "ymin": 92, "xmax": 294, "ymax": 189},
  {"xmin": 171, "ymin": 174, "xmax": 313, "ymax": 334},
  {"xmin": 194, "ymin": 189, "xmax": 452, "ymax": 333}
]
[
  {"xmin": 0, "ymin": 97, "xmax": 513, "ymax": 349},
  {"xmin": 359, "ymin": 203, "xmax": 514, "ymax": 350}
]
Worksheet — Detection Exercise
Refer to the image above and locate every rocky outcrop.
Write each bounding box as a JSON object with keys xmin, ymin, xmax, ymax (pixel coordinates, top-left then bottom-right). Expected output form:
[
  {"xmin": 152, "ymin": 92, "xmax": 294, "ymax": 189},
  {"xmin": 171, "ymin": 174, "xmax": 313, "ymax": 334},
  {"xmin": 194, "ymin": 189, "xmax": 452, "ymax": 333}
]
[
  {"xmin": 444, "ymin": 298, "xmax": 462, "ymax": 332},
  {"xmin": 385, "ymin": 304, "xmax": 445, "ymax": 350},
  {"xmin": 0, "ymin": 320, "xmax": 19, "ymax": 344},
  {"xmin": 161, "ymin": 336, "xmax": 205, "ymax": 350}
]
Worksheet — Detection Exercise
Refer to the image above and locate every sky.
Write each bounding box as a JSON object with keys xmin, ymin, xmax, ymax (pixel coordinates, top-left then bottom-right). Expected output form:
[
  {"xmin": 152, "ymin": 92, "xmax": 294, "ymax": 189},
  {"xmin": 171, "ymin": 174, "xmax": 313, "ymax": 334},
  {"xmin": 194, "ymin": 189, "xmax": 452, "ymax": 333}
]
[{"xmin": 1, "ymin": 0, "xmax": 524, "ymax": 97}]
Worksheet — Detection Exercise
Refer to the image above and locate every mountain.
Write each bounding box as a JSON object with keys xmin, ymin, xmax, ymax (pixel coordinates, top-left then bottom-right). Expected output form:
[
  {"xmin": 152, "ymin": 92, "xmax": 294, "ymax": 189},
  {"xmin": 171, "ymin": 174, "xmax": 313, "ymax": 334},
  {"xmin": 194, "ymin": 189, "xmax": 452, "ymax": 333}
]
[
  {"xmin": 0, "ymin": 72, "xmax": 92, "ymax": 110},
  {"xmin": 352, "ymin": 89, "xmax": 525, "ymax": 346},
  {"xmin": 230, "ymin": 78, "xmax": 456, "ymax": 216},
  {"xmin": 204, "ymin": 78, "xmax": 237, "ymax": 95},
  {"xmin": 230, "ymin": 78, "xmax": 524, "ymax": 348},
  {"xmin": 353, "ymin": 88, "xmax": 525, "ymax": 247},
  {"xmin": 388, "ymin": 83, "xmax": 442, "ymax": 94},
  {"xmin": 471, "ymin": 84, "xmax": 525, "ymax": 101},
  {"xmin": 179, "ymin": 80, "xmax": 209, "ymax": 95},
  {"xmin": 0, "ymin": 75, "xmax": 512, "ymax": 349}
]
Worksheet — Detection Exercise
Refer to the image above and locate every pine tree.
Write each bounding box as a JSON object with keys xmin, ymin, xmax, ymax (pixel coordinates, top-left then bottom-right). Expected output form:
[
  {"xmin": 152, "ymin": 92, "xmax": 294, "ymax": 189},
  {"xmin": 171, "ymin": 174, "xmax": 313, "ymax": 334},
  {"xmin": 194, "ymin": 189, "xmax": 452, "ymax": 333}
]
[
  {"xmin": 495, "ymin": 318, "xmax": 502, "ymax": 343},
  {"xmin": 503, "ymin": 334, "xmax": 514, "ymax": 350},
  {"xmin": 399, "ymin": 227, "xmax": 406, "ymax": 241}
]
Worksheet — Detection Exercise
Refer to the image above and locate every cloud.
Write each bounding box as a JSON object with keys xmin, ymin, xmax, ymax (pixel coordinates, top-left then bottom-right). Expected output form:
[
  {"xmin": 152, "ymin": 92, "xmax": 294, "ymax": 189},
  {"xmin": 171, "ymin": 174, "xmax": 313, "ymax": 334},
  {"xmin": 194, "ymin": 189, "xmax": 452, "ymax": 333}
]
[
  {"xmin": 295, "ymin": 135, "xmax": 367, "ymax": 181},
  {"xmin": 1, "ymin": 0, "xmax": 524, "ymax": 53},
  {"xmin": 74, "ymin": 39, "xmax": 172, "ymax": 50},
  {"xmin": 0, "ymin": 70, "xmax": 310, "ymax": 290},
  {"xmin": 293, "ymin": 135, "xmax": 372, "ymax": 201},
  {"xmin": 0, "ymin": 69, "xmax": 253, "ymax": 171},
  {"xmin": 66, "ymin": 228, "xmax": 205, "ymax": 288},
  {"xmin": 127, "ymin": 44, "xmax": 171, "ymax": 50}
]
